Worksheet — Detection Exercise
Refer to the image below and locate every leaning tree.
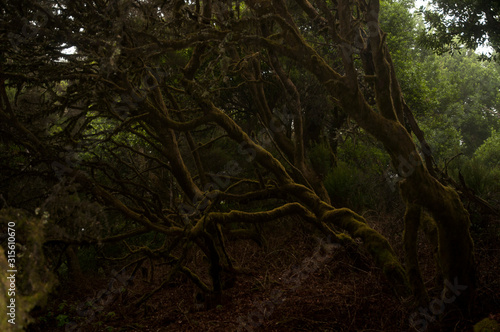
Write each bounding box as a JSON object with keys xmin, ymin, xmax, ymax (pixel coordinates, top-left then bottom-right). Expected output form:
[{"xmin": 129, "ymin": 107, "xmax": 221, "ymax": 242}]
[{"xmin": 0, "ymin": 0, "xmax": 475, "ymax": 325}]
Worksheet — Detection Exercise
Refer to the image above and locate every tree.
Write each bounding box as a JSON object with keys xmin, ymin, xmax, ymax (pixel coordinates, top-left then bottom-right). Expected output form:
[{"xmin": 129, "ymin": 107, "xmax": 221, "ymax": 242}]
[
  {"xmin": 418, "ymin": 51, "xmax": 500, "ymax": 158},
  {"xmin": 0, "ymin": 0, "xmax": 477, "ymax": 326},
  {"xmin": 420, "ymin": 0, "xmax": 500, "ymax": 58}
]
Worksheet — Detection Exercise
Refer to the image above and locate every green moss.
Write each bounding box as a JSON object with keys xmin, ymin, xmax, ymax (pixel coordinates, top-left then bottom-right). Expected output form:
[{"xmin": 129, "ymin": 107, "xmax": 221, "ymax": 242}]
[
  {"xmin": 474, "ymin": 318, "xmax": 500, "ymax": 332},
  {"xmin": 420, "ymin": 211, "xmax": 443, "ymax": 284},
  {"xmin": 402, "ymin": 175, "xmax": 476, "ymax": 311},
  {"xmin": 403, "ymin": 203, "xmax": 429, "ymax": 305},
  {"xmin": 322, "ymin": 208, "xmax": 410, "ymax": 297}
]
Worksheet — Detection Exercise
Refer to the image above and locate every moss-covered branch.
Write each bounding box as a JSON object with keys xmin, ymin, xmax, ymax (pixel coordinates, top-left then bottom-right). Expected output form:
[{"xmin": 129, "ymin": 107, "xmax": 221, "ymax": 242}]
[
  {"xmin": 322, "ymin": 208, "xmax": 410, "ymax": 297},
  {"xmin": 208, "ymin": 202, "xmax": 315, "ymax": 226}
]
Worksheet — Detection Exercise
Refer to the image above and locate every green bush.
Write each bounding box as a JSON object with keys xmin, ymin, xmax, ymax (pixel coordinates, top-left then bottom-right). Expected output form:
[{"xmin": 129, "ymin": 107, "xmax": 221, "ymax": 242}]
[
  {"xmin": 324, "ymin": 161, "xmax": 382, "ymax": 210},
  {"xmin": 308, "ymin": 141, "xmax": 333, "ymax": 178},
  {"xmin": 474, "ymin": 130, "xmax": 500, "ymax": 169},
  {"xmin": 459, "ymin": 158, "xmax": 499, "ymax": 196},
  {"xmin": 56, "ymin": 314, "xmax": 70, "ymax": 327},
  {"xmin": 324, "ymin": 161, "xmax": 361, "ymax": 202},
  {"xmin": 451, "ymin": 130, "xmax": 500, "ymax": 203}
]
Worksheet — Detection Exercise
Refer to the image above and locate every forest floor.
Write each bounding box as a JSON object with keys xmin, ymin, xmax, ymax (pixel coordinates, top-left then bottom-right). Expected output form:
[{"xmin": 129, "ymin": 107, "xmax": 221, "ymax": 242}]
[{"xmin": 28, "ymin": 209, "xmax": 500, "ymax": 332}]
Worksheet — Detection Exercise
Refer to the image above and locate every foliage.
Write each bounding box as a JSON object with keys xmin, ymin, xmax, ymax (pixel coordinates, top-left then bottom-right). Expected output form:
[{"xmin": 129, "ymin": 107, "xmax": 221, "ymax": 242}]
[
  {"xmin": 459, "ymin": 158, "xmax": 499, "ymax": 198},
  {"xmin": 307, "ymin": 141, "xmax": 333, "ymax": 178},
  {"xmin": 423, "ymin": 52, "xmax": 500, "ymax": 155},
  {"xmin": 380, "ymin": 0, "xmax": 435, "ymax": 115},
  {"xmin": 474, "ymin": 130, "xmax": 500, "ymax": 169},
  {"xmin": 56, "ymin": 314, "xmax": 70, "ymax": 327},
  {"xmin": 324, "ymin": 161, "xmax": 363, "ymax": 207},
  {"xmin": 418, "ymin": 117, "xmax": 463, "ymax": 164},
  {"xmin": 451, "ymin": 130, "xmax": 500, "ymax": 201},
  {"xmin": 419, "ymin": 0, "xmax": 500, "ymax": 59},
  {"xmin": 382, "ymin": 1, "xmax": 500, "ymax": 161}
]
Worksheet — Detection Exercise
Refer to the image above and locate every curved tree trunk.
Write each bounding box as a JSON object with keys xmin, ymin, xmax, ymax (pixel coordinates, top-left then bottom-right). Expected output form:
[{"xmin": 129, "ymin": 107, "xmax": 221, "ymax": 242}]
[{"xmin": 264, "ymin": 0, "xmax": 477, "ymax": 314}]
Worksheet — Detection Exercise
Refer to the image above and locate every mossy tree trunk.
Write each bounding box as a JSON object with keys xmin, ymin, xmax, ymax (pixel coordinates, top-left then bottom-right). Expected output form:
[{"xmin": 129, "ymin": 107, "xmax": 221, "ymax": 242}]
[
  {"xmin": 270, "ymin": 0, "xmax": 477, "ymax": 313},
  {"xmin": 65, "ymin": 244, "xmax": 84, "ymax": 286}
]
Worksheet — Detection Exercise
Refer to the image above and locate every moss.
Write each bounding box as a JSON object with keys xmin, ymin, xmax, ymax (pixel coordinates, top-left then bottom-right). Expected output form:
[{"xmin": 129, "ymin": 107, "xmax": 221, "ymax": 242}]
[
  {"xmin": 403, "ymin": 203, "xmax": 429, "ymax": 305},
  {"xmin": 431, "ymin": 186, "xmax": 476, "ymax": 307},
  {"xmin": 403, "ymin": 175, "xmax": 476, "ymax": 312},
  {"xmin": 474, "ymin": 318, "xmax": 500, "ymax": 332},
  {"xmin": 420, "ymin": 210, "xmax": 443, "ymax": 285},
  {"xmin": 322, "ymin": 208, "xmax": 410, "ymax": 297}
]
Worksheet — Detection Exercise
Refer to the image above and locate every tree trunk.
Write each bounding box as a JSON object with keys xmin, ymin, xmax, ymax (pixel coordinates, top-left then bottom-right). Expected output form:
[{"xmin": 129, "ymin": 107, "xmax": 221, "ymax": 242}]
[
  {"xmin": 66, "ymin": 245, "xmax": 84, "ymax": 286},
  {"xmin": 266, "ymin": 0, "xmax": 477, "ymax": 313}
]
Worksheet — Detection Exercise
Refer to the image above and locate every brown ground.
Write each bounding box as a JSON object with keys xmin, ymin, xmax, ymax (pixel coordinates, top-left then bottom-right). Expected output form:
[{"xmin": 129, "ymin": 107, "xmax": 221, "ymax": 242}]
[{"xmin": 28, "ymin": 211, "xmax": 500, "ymax": 332}]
